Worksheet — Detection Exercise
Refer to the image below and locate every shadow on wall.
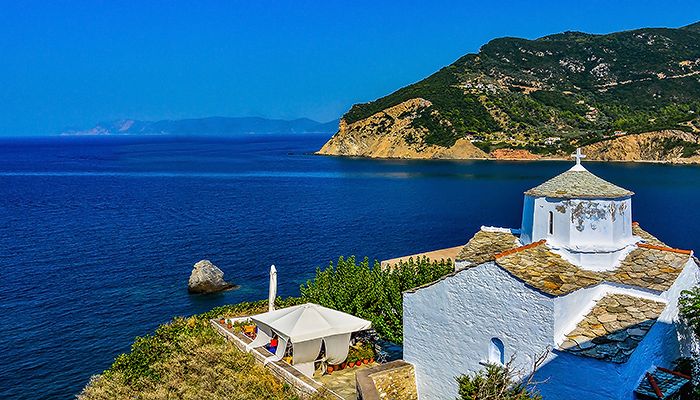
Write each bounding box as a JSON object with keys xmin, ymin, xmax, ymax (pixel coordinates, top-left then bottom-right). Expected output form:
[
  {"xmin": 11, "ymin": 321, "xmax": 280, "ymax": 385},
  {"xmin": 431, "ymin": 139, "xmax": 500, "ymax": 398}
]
[{"xmin": 527, "ymin": 320, "xmax": 687, "ymax": 400}]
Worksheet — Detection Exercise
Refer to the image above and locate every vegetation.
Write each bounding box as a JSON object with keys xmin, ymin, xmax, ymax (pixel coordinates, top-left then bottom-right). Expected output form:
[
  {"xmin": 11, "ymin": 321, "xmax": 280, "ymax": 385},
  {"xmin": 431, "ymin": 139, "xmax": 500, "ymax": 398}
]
[
  {"xmin": 456, "ymin": 362, "xmax": 542, "ymax": 400},
  {"xmin": 346, "ymin": 341, "xmax": 376, "ymax": 365},
  {"xmin": 300, "ymin": 255, "xmax": 453, "ymax": 343},
  {"xmin": 80, "ymin": 256, "xmax": 451, "ymax": 397},
  {"xmin": 678, "ymin": 288, "xmax": 700, "ymax": 398},
  {"xmin": 339, "ymin": 23, "xmax": 700, "ymax": 155},
  {"xmin": 78, "ymin": 298, "xmax": 328, "ymax": 400}
]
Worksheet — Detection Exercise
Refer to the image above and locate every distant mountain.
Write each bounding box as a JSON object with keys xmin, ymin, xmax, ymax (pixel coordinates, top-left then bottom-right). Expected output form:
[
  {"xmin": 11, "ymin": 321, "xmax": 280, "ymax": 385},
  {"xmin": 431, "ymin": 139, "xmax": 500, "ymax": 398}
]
[
  {"xmin": 63, "ymin": 117, "xmax": 340, "ymax": 136},
  {"xmin": 319, "ymin": 21, "xmax": 700, "ymax": 162}
]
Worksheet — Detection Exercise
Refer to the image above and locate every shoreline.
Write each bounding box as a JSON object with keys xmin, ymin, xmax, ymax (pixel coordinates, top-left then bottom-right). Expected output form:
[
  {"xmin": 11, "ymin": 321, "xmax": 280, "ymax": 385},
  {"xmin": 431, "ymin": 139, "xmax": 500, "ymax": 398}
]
[{"xmin": 313, "ymin": 151, "xmax": 700, "ymax": 166}]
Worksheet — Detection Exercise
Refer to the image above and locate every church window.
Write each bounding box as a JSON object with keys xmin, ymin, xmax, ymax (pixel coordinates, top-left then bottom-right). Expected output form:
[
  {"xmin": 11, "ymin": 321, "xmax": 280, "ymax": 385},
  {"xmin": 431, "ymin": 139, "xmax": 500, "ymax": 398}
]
[
  {"xmin": 548, "ymin": 211, "xmax": 554, "ymax": 235},
  {"xmin": 489, "ymin": 337, "xmax": 505, "ymax": 365}
]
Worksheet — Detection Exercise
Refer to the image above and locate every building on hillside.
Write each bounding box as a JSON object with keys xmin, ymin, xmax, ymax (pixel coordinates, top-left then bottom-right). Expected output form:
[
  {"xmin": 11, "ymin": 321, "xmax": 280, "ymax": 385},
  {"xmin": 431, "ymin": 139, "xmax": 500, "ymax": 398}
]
[{"xmin": 400, "ymin": 150, "xmax": 699, "ymax": 399}]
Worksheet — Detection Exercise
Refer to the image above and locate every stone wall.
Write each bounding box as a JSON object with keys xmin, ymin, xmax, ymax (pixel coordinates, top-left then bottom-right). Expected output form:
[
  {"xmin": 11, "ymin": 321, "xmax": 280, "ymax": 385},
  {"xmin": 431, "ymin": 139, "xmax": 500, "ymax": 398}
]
[{"xmin": 356, "ymin": 360, "xmax": 417, "ymax": 400}]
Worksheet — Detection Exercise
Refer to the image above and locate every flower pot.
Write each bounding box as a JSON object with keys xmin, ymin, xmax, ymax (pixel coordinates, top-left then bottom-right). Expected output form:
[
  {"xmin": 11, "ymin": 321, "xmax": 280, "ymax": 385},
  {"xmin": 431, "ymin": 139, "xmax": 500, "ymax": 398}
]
[
  {"xmin": 369, "ymin": 358, "xmax": 374, "ymax": 363},
  {"xmin": 327, "ymin": 366, "xmax": 333, "ymax": 374},
  {"xmin": 340, "ymin": 362, "xmax": 346, "ymax": 369},
  {"xmin": 356, "ymin": 361, "xmax": 362, "ymax": 367},
  {"xmin": 227, "ymin": 323, "xmax": 233, "ymax": 329},
  {"xmin": 219, "ymin": 318, "xmax": 225, "ymax": 324},
  {"xmin": 363, "ymin": 359, "xmax": 369, "ymax": 364}
]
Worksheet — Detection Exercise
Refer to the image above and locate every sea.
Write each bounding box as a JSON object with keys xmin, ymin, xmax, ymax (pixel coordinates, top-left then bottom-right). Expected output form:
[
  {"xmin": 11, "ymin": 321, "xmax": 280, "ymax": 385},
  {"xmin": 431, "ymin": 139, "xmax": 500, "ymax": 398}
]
[{"xmin": 1, "ymin": 134, "xmax": 699, "ymax": 399}]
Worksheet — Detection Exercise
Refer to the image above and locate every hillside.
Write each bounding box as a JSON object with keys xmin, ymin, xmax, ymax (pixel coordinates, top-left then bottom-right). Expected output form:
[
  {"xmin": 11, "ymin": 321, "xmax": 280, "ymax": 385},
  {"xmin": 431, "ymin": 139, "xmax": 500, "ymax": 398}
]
[
  {"xmin": 64, "ymin": 117, "xmax": 339, "ymax": 136},
  {"xmin": 318, "ymin": 22, "xmax": 700, "ymax": 162}
]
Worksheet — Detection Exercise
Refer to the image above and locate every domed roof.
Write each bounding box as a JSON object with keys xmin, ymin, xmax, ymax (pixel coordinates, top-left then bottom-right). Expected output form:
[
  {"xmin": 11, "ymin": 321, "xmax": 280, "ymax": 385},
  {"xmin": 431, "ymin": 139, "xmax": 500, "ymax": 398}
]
[{"xmin": 525, "ymin": 168, "xmax": 633, "ymax": 199}]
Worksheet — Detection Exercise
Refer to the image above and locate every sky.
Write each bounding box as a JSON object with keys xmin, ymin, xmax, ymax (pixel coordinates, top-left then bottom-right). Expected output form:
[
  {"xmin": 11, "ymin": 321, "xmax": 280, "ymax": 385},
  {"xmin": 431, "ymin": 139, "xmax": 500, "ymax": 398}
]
[{"xmin": 0, "ymin": 1, "xmax": 698, "ymax": 135}]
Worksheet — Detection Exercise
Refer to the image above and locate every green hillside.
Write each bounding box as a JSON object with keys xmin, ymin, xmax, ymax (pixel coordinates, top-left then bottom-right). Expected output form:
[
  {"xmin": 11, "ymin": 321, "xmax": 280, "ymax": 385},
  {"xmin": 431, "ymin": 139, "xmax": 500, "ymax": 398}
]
[{"xmin": 342, "ymin": 22, "xmax": 700, "ymax": 155}]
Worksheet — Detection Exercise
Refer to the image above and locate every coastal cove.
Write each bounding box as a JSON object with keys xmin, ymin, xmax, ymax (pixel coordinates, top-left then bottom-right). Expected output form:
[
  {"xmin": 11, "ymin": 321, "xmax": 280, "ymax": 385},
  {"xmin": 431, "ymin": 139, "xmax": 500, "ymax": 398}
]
[{"xmin": 2, "ymin": 135, "xmax": 700, "ymax": 399}]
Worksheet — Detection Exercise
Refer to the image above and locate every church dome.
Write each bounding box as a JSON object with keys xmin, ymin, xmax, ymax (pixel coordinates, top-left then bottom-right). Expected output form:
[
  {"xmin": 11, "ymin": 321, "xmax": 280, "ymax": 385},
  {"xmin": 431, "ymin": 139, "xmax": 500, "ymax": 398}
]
[
  {"xmin": 524, "ymin": 169, "xmax": 633, "ymax": 199},
  {"xmin": 519, "ymin": 149, "xmax": 635, "ymax": 271}
]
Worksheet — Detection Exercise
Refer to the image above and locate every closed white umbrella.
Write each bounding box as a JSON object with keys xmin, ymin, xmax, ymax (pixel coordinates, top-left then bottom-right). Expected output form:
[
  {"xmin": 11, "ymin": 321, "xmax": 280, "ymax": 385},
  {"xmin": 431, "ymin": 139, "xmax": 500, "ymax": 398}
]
[{"xmin": 268, "ymin": 264, "xmax": 277, "ymax": 312}]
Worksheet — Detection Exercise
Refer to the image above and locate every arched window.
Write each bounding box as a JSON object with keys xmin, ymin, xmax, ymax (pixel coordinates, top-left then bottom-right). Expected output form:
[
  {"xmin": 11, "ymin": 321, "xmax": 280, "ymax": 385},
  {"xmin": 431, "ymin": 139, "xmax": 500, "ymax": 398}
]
[
  {"xmin": 489, "ymin": 338, "xmax": 505, "ymax": 365},
  {"xmin": 548, "ymin": 211, "xmax": 554, "ymax": 235}
]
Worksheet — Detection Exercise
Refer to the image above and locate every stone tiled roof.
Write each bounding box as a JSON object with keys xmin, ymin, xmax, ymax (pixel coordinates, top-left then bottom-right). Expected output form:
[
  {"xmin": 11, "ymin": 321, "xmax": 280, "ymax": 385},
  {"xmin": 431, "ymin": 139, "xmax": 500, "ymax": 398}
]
[
  {"xmin": 635, "ymin": 367, "xmax": 691, "ymax": 399},
  {"xmin": 495, "ymin": 241, "xmax": 601, "ymax": 295},
  {"xmin": 455, "ymin": 228, "xmax": 520, "ymax": 265},
  {"xmin": 524, "ymin": 170, "xmax": 633, "ymax": 199},
  {"xmin": 561, "ymin": 294, "xmax": 666, "ymax": 363},
  {"xmin": 493, "ymin": 226, "xmax": 691, "ymax": 296},
  {"xmin": 632, "ymin": 222, "xmax": 665, "ymax": 246}
]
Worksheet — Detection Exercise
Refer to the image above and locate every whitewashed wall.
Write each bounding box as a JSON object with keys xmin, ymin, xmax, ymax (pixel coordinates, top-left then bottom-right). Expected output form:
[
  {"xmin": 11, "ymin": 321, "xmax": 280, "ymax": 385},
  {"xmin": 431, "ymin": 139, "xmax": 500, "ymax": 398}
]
[
  {"xmin": 403, "ymin": 263, "xmax": 554, "ymax": 400},
  {"xmin": 520, "ymin": 195, "xmax": 634, "ymax": 271},
  {"xmin": 520, "ymin": 195, "xmax": 535, "ymax": 244},
  {"xmin": 619, "ymin": 258, "xmax": 700, "ymax": 399},
  {"xmin": 524, "ymin": 196, "xmax": 632, "ymax": 249},
  {"xmin": 534, "ymin": 351, "xmax": 624, "ymax": 399}
]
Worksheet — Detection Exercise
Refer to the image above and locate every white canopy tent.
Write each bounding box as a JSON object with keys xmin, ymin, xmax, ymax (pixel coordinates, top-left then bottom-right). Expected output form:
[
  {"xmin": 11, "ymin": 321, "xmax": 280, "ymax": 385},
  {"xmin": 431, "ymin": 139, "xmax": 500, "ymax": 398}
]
[{"xmin": 249, "ymin": 303, "xmax": 372, "ymax": 377}]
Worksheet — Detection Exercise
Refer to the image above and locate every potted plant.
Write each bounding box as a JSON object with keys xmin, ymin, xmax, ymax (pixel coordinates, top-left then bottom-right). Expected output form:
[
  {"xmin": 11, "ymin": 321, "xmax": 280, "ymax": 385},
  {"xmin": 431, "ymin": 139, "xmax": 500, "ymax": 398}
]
[
  {"xmin": 219, "ymin": 318, "xmax": 225, "ymax": 324},
  {"xmin": 347, "ymin": 350, "xmax": 357, "ymax": 367},
  {"xmin": 362, "ymin": 345, "xmax": 370, "ymax": 364}
]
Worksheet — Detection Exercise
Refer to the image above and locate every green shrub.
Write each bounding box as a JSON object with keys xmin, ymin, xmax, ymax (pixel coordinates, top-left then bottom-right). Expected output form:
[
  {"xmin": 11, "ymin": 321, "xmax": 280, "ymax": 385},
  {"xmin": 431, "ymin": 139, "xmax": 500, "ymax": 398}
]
[
  {"xmin": 678, "ymin": 288, "xmax": 700, "ymax": 397},
  {"xmin": 300, "ymin": 256, "xmax": 453, "ymax": 343},
  {"xmin": 456, "ymin": 363, "xmax": 542, "ymax": 400}
]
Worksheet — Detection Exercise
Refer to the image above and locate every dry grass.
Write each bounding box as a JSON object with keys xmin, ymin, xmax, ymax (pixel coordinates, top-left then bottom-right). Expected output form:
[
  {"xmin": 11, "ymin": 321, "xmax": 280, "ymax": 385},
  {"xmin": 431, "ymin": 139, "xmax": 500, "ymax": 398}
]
[{"xmin": 78, "ymin": 309, "xmax": 333, "ymax": 400}]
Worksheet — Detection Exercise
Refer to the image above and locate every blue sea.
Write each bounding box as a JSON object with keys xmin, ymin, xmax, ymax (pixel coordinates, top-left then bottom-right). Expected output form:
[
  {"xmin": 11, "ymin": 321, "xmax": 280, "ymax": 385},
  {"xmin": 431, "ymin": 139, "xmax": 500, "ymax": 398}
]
[{"xmin": 1, "ymin": 135, "xmax": 700, "ymax": 399}]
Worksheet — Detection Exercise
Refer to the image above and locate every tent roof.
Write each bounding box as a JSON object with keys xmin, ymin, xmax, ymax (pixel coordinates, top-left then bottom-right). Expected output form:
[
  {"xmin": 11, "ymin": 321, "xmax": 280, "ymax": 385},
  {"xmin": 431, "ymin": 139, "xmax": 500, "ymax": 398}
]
[{"xmin": 250, "ymin": 303, "xmax": 372, "ymax": 343}]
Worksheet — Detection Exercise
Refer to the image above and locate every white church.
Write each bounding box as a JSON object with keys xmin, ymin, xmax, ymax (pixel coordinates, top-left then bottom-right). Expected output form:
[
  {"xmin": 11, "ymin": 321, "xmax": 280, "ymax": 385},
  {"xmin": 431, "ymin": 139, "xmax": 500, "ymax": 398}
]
[{"xmin": 400, "ymin": 151, "xmax": 699, "ymax": 399}]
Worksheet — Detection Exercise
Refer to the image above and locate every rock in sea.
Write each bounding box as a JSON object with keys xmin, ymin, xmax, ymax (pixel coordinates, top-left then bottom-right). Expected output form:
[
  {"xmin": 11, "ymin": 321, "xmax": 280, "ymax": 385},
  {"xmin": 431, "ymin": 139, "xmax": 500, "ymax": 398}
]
[{"xmin": 187, "ymin": 260, "xmax": 235, "ymax": 294}]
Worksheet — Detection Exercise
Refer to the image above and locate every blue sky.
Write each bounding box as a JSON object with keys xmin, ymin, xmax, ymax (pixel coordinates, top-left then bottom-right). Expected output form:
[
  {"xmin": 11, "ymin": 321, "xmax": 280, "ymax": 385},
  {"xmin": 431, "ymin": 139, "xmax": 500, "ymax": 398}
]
[{"xmin": 0, "ymin": 1, "xmax": 698, "ymax": 135}]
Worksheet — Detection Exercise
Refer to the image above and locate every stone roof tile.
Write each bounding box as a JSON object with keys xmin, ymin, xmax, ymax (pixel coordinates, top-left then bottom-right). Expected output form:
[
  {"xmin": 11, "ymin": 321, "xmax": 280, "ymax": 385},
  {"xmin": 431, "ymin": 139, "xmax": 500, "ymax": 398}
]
[
  {"xmin": 455, "ymin": 228, "xmax": 520, "ymax": 265},
  {"xmin": 560, "ymin": 294, "xmax": 665, "ymax": 363},
  {"xmin": 493, "ymin": 225, "xmax": 691, "ymax": 296},
  {"xmin": 524, "ymin": 170, "xmax": 633, "ymax": 199}
]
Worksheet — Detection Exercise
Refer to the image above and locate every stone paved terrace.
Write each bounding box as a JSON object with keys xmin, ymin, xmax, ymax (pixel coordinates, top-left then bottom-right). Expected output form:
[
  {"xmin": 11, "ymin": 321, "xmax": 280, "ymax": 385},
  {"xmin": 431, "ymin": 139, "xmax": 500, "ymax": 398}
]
[
  {"xmin": 494, "ymin": 225, "xmax": 692, "ymax": 296},
  {"xmin": 317, "ymin": 362, "xmax": 378, "ymax": 400},
  {"xmin": 455, "ymin": 227, "xmax": 520, "ymax": 266},
  {"xmin": 355, "ymin": 361, "xmax": 417, "ymax": 400},
  {"xmin": 561, "ymin": 294, "xmax": 666, "ymax": 362}
]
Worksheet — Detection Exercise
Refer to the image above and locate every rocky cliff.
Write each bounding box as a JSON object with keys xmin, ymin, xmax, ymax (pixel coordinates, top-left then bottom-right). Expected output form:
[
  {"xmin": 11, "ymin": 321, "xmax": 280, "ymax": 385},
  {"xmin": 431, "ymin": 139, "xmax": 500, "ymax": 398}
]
[
  {"xmin": 583, "ymin": 130, "xmax": 700, "ymax": 163},
  {"xmin": 317, "ymin": 99, "xmax": 487, "ymax": 159},
  {"xmin": 319, "ymin": 22, "xmax": 700, "ymax": 162}
]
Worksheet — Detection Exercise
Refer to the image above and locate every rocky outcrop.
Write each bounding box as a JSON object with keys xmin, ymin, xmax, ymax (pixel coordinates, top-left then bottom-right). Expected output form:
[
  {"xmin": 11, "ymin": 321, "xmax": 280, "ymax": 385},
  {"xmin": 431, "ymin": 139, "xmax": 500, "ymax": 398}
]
[
  {"xmin": 320, "ymin": 122, "xmax": 700, "ymax": 163},
  {"xmin": 317, "ymin": 98, "xmax": 488, "ymax": 160},
  {"xmin": 583, "ymin": 130, "xmax": 700, "ymax": 163},
  {"xmin": 187, "ymin": 260, "xmax": 235, "ymax": 294}
]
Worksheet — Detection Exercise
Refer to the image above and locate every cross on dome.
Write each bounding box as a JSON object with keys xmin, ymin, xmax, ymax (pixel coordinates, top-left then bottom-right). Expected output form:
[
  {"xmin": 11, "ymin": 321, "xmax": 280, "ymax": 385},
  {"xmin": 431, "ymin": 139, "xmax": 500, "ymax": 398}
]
[{"xmin": 569, "ymin": 148, "xmax": 587, "ymax": 171}]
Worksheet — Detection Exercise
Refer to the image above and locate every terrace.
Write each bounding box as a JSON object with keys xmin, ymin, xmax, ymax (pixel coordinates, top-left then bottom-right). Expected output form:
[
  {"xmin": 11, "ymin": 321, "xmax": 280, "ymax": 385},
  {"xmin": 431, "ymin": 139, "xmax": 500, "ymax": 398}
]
[{"xmin": 211, "ymin": 305, "xmax": 386, "ymax": 400}]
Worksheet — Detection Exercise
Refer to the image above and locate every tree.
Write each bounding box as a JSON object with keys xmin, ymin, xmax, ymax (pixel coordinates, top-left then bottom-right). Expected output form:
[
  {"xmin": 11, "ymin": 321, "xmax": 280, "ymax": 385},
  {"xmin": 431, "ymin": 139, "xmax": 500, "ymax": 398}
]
[{"xmin": 456, "ymin": 352, "xmax": 547, "ymax": 400}]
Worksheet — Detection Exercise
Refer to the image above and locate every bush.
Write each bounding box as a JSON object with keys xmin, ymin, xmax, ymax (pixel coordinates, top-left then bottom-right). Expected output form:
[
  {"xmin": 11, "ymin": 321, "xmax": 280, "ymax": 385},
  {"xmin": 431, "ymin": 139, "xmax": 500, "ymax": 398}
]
[
  {"xmin": 678, "ymin": 288, "xmax": 700, "ymax": 398},
  {"xmin": 79, "ymin": 311, "xmax": 331, "ymax": 400},
  {"xmin": 456, "ymin": 362, "xmax": 542, "ymax": 400},
  {"xmin": 300, "ymin": 256, "xmax": 453, "ymax": 343}
]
